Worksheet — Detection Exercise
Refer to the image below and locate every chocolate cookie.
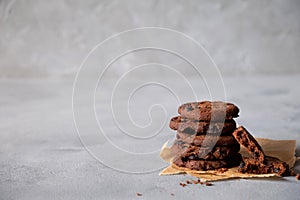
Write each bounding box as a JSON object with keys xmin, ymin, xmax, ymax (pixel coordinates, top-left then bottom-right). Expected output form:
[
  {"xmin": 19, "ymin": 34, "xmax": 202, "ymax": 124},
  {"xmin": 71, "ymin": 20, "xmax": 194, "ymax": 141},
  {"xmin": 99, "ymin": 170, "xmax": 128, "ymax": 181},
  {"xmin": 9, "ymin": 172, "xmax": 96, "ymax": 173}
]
[
  {"xmin": 169, "ymin": 116, "xmax": 236, "ymax": 135},
  {"xmin": 171, "ymin": 140, "xmax": 240, "ymax": 160},
  {"xmin": 176, "ymin": 132, "xmax": 239, "ymax": 146},
  {"xmin": 239, "ymin": 156, "xmax": 290, "ymax": 176},
  {"xmin": 178, "ymin": 101, "xmax": 239, "ymax": 121},
  {"xmin": 232, "ymin": 126, "xmax": 265, "ymax": 163},
  {"xmin": 172, "ymin": 153, "xmax": 242, "ymax": 170}
]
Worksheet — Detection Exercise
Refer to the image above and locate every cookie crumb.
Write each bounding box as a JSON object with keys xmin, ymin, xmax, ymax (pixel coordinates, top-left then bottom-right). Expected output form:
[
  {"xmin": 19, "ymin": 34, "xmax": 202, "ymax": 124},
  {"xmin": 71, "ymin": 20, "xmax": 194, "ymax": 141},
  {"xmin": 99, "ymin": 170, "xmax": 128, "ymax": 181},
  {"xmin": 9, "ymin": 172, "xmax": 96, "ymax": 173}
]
[
  {"xmin": 136, "ymin": 193, "xmax": 142, "ymax": 196},
  {"xmin": 170, "ymin": 193, "xmax": 174, "ymax": 196},
  {"xmin": 186, "ymin": 180, "xmax": 192, "ymax": 184},
  {"xmin": 296, "ymin": 174, "xmax": 300, "ymax": 180},
  {"xmin": 179, "ymin": 182, "xmax": 187, "ymax": 187},
  {"xmin": 217, "ymin": 168, "xmax": 228, "ymax": 173},
  {"xmin": 205, "ymin": 182, "xmax": 213, "ymax": 186}
]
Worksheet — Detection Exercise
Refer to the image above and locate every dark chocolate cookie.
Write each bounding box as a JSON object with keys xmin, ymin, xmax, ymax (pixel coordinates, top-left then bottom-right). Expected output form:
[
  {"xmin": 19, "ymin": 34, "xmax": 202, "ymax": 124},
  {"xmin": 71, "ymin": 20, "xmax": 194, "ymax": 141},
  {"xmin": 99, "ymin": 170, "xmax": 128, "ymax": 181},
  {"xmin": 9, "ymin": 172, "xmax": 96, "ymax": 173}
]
[
  {"xmin": 178, "ymin": 101, "xmax": 239, "ymax": 121},
  {"xmin": 232, "ymin": 126, "xmax": 265, "ymax": 163},
  {"xmin": 172, "ymin": 153, "xmax": 242, "ymax": 170},
  {"xmin": 176, "ymin": 132, "xmax": 239, "ymax": 146},
  {"xmin": 239, "ymin": 156, "xmax": 290, "ymax": 176},
  {"xmin": 171, "ymin": 140, "xmax": 240, "ymax": 160},
  {"xmin": 169, "ymin": 116, "xmax": 236, "ymax": 135}
]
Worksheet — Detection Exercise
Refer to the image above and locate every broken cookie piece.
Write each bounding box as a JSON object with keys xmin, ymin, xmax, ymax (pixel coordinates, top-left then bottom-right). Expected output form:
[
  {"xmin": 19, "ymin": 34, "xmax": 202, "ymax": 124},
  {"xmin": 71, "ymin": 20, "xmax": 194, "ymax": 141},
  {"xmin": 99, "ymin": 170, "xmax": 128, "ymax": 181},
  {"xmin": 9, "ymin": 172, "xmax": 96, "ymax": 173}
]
[
  {"xmin": 232, "ymin": 126, "xmax": 265, "ymax": 163},
  {"xmin": 232, "ymin": 126, "xmax": 291, "ymax": 176},
  {"xmin": 239, "ymin": 156, "xmax": 290, "ymax": 176}
]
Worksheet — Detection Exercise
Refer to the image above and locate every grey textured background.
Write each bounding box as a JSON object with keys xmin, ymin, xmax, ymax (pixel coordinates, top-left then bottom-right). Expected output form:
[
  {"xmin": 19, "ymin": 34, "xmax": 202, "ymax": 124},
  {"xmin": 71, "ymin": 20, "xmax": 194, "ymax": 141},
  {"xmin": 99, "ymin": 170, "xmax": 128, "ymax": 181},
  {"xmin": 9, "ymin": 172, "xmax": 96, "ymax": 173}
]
[
  {"xmin": 1, "ymin": 1, "xmax": 300, "ymax": 200},
  {"xmin": 1, "ymin": 0, "xmax": 300, "ymax": 78}
]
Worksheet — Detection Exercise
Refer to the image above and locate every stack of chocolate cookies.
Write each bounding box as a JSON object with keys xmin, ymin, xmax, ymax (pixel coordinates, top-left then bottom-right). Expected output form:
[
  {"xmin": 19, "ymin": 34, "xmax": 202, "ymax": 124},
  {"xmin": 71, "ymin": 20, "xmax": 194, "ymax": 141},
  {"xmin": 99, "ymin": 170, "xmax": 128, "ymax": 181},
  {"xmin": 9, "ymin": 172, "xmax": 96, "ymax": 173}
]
[{"xmin": 169, "ymin": 101, "xmax": 242, "ymax": 170}]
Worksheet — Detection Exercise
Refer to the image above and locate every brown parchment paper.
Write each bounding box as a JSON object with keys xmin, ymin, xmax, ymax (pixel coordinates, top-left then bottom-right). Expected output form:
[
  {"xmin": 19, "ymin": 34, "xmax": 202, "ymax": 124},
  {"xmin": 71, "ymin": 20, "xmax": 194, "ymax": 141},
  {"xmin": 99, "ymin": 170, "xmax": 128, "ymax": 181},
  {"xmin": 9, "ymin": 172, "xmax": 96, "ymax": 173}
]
[{"xmin": 159, "ymin": 138, "xmax": 297, "ymax": 182}]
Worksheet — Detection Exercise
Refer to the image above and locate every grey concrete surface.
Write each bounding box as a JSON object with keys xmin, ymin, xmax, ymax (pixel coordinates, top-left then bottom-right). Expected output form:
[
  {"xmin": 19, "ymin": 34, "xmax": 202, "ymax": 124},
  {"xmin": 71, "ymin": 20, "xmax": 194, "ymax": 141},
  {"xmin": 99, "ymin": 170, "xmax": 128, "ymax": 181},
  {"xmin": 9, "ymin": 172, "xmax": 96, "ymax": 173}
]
[{"xmin": 0, "ymin": 75, "xmax": 300, "ymax": 200}]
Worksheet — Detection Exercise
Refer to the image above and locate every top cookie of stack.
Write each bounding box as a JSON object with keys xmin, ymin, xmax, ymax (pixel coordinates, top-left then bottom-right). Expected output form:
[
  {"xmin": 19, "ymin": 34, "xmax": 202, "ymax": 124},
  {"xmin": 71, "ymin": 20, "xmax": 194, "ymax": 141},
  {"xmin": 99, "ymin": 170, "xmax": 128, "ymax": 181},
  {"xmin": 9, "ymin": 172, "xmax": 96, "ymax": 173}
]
[
  {"xmin": 169, "ymin": 101, "xmax": 241, "ymax": 170},
  {"xmin": 170, "ymin": 101, "xmax": 239, "ymax": 136},
  {"xmin": 178, "ymin": 101, "xmax": 239, "ymax": 122}
]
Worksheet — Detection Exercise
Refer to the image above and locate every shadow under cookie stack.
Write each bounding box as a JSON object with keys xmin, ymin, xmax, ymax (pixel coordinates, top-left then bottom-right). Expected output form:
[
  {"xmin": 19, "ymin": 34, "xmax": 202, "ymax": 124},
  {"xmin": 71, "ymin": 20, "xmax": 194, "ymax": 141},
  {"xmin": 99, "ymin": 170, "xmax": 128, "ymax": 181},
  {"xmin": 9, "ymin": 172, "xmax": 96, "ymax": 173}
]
[{"xmin": 169, "ymin": 101, "xmax": 241, "ymax": 170}]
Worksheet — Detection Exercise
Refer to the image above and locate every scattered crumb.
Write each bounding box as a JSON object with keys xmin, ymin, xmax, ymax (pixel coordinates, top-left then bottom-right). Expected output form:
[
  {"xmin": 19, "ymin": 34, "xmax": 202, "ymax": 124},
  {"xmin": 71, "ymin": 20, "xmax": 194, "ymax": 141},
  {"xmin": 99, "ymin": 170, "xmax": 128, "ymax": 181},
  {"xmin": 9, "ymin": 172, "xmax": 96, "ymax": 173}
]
[
  {"xmin": 296, "ymin": 174, "xmax": 300, "ymax": 180},
  {"xmin": 217, "ymin": 168, "xmax": 228, "ymax": 173},
  {"xmin": 179, "ymin": 182, "xmax": 187, "ymax": 187},
  {"xmin": 205, "ymin": 182, "xmax": 213, "ymax": 186},
  {"xmin": 170, "ymin": 193, "xmax": 174, "ymax": 196},
  {"xmin": 191, "ymin": 179, "xmax": 204, "ymax": 184},
  {"xmin": 136, "ymin": 193, "xmax": 142, "ymax": 196},
  {"xmin": 180, "ymin": 179, "xmax": 213, "ymax": 187}
]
